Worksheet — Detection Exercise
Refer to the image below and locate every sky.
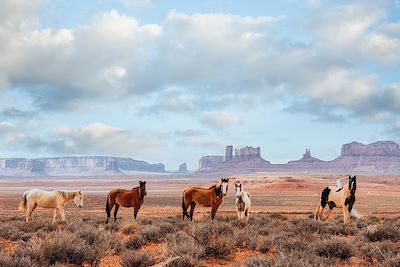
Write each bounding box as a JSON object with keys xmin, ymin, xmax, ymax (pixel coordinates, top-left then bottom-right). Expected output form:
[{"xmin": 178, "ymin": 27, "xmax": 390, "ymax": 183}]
[{"xmin": 0, "ymin": 0, "xmax": 399, "ymax": 170}]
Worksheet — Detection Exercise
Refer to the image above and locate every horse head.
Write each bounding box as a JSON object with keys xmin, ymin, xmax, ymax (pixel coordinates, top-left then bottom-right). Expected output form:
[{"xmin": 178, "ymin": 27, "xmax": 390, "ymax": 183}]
[
  {"xmin": 348, "ymin": 175, "xmax": 356, "ymax": 194},
  {"xmin": 221, "ymin": 178, "xmax": 229, "ymax": 196},
  {"xmin": 139, "ymin": 181, "xmax": 147, "ymax": 197},
  {"xmin": 74, "ymin": 190, "xmax": 84, "ymax": 208},
  {"xmin": 235, "ymin": 182, "xmax": 243, "ymax": 199}
]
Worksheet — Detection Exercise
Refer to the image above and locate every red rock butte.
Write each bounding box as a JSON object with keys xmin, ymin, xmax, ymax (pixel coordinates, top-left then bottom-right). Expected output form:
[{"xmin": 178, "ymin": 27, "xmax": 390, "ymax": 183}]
[{"xmin": 197, "ymin": 141, "xmax": 400, "ymax": 174}]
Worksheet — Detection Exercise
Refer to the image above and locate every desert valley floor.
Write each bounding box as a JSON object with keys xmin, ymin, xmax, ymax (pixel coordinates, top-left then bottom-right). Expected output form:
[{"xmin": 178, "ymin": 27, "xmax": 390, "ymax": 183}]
[
  {"xmin": 1, "ymin": 173, "xmax": 399, "ymax": 218},
  {"xmin": 0, "ymin": 173, "xmax": 399, "ymax": 266}
]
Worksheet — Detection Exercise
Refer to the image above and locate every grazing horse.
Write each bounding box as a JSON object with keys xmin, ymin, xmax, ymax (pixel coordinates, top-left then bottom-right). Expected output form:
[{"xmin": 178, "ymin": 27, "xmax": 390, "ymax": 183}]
[
  {"xmin": 18, "ymin": 189, "xmax": 83, "ymax": 223},
  {"xmin": 315, "ymin": 175, "xmax": 357, "ymax": 224},
  {"xmin": 105, "ymin": 181, "xmax": 147, "ymax": 223},
  {"xmin": 235, "ymin": 182, "xmax": 251, "ymax": 221},
  {"xmin": 182, "ymin": 178, "xmax": 229, "ymax": 221}
]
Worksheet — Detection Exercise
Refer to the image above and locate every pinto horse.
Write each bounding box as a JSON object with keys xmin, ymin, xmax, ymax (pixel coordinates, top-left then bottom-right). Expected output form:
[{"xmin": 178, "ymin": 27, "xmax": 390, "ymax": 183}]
[
  {"xmin": 18, "ymin": 189, "xmax": 83, "ymax": 223},
  {"xmin": 105, "ymin": 181, "xmax": 147, "ymax": 223},
  {"xmin": 315, "ymin": 175, "xmax": 357, "ymax": 224},
  {"xmin": 182, "ymin": 178, "xmax": 229, "ymax": 221},
  {"xmin": 235, "ymin": 182, "xmax": 251, "ymax": 221}
]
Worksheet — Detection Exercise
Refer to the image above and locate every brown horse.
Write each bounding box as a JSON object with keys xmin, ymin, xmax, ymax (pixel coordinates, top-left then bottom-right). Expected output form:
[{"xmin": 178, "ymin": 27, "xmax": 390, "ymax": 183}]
[
  {"xmin": 105, "ymin": 181, "xmax": 147, "ymax": 223},
  {"xmin": 182, "ymin": 178, "xmax": 229, "ymax": 221}
]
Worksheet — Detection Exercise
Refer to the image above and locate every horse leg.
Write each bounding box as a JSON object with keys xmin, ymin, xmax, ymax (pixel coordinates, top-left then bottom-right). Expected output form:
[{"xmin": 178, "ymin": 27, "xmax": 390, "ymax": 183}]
[
  {"xmin": 315, "ymin": 203, "xmax": 324, "ymax": 221},
  {"xmin": 189, "ymin": 202, "xmax": 196, "ymax": 221},
  {"xmin": 113, "ymin": 204, "xmax": 120, "ymax": 222},
  {"xmin": 211, "ymin": 205, "xmax": 219, "ymax": 220},
  {"xmin": 343, "ymin": 207, "xmax": 349, "ymax": 224},
  {"xmin": 133, "ymin": 206, "xmax": 139, "ymax": 220},
  {"xmin": 59, "ymin": 208, "xmax": 66, "ymax": 222},
  {"xmin": 245, "ymin": 208, "xmax": 249, "ymax": 221},
  {"xmin": 106, "ymin": 196, "xmax": 115, "ymax": 224},
  {"xmin": 27, "ymin": 203, "xmax": 37, "ymax": 223},
  {"xmin": 325, "ymin": 207, "xmax": 333, "ymax": 220},
  {"xmin": 236, "ymin": 209, "xmax": 240, "ymax": 220},
  {"xmin": 182, "ymin": 198, "xmax": 191, "ymax": 221},
  {"xmin": 52, "ymin": 208, "xmax": 59, "ymax": 224}
]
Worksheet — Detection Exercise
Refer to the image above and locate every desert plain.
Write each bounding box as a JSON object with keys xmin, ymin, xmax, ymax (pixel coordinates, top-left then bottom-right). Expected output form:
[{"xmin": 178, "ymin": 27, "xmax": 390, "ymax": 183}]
[{"xmin": 0, "ymin": 173, "xmax": 399, "ymax": 266}]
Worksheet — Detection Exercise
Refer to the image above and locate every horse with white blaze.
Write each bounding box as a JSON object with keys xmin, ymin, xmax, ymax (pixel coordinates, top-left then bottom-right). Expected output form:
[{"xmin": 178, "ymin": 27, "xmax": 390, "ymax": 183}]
[{"xmin": 235, "ymin": 182, "xmax": 251, "ymax": 221}]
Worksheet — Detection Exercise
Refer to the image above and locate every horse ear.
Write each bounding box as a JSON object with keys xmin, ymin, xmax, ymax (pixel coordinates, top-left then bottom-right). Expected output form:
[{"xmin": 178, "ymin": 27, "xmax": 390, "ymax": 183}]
[{"xmin": 79, "ymin": 190, "xmax": 82, "ymax": 194}]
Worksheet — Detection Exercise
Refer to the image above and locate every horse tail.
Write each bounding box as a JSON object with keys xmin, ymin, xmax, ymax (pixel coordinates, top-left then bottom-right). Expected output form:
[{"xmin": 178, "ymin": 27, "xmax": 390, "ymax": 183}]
[
  {"xmin": 181, "ymin": 194, "xmax": 190, "ymax": 220},
  {"xmin": 18, "ymin": 192, "xmax": 27, "ymax": 212}
]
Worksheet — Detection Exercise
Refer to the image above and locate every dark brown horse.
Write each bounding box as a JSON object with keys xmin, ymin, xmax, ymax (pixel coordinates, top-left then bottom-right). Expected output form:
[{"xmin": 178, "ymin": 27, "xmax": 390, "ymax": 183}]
[
  {"xmin": 105, "ymin": 181, "xmax": 147, "ymax": 223},
  {"xmin": 182, "ymin": 178, "xmax": 229, "ymax": 221}
]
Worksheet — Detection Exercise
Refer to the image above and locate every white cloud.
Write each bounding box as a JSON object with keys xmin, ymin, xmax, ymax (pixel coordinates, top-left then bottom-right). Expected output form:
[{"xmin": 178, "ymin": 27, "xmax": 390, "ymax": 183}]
[
  {"xmin": 52, "ymin": 123, "xmax": 166, "ymax": 155},
  {"xmin": 200, "ymin": 112, "xmax": 242, "ymax": 128}
]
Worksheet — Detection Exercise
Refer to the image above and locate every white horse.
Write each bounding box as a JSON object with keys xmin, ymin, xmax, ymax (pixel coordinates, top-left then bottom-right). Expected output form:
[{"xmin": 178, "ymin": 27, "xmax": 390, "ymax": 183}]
[
  {"xmin": 18, "ymin": 189, "xmax": 84, "ymax": 223},
  {"xmin": 235, "ymin": 182, "xmax": 251, "ymax": 221},
  {"xmin": 315, "ymin": 176, "xmax": 356, "ymax": 224}
]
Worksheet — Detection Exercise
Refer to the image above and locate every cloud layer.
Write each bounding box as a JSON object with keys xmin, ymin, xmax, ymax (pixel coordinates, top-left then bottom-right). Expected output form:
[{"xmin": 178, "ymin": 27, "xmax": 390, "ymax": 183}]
[{"xmin": 0, "ymin": 1, "xmax": 399, "ymax": 167}]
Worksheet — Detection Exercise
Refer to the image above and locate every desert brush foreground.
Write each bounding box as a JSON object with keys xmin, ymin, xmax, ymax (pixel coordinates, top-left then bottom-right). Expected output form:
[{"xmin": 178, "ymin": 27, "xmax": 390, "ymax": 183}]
[{"xmin": 0, "ymin": 173, "xmax": 399, "ymax": 266}]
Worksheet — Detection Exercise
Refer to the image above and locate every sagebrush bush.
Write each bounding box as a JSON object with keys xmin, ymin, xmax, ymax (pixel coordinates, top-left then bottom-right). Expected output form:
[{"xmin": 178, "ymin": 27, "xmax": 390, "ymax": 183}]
[
  {"xmin": 25, "ymin": 231, "xmax": 95, "ymax": 265},
  {"xmin": 125, "ymin": 235, "xmax": 145, "ymax": 250},
  {"xmin": 257, "ymin": 236, "xmax": 273, "ymax": 253},
  {"xmin": 314, "ymin": 238, "xmax": 353, "ymax": 259},
  {"xmin": 120, "ymin": 250, "xmax": 155, "ymax": 267},
  {"xmin": 121, "ymin": 222, "xmax": 138, "ymax": 235},
  {"xmin": 358, "ymin": 240, "xmax": 399, "ymax": 263},
  {"xmin": 364, "ymin": 221, "xmax": 400, "ymax": 242},
  {"xmin": 139, "ymin": 225, "xmax": 163, "ymax": 243},
  {"xmin": 166, "ymin": 231, "xmax": 205, "ymax": 267},
  {"xmin": 245, "ymin": 255, "xmax": 274, "ymax": 267}
]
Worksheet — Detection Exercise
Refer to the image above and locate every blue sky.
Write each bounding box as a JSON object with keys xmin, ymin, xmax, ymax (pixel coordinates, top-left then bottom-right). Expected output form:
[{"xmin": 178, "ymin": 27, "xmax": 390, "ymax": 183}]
[{"xmin": 0, "ymin": 0, "xmax": 399, "ymax": 170}]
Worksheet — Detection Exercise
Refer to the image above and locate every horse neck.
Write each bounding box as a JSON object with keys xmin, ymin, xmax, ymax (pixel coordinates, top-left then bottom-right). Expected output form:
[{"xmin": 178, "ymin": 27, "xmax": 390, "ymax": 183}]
[
  {"xmin": 133, "ymin": 187, "xmax": 144, "ymax": 200},
  {"xmin": 214, "ymin": 184, "xmax": 223, "ymax": 198},
  {"xmin": 60, "ymin": 191, "xmax": 76, "ymax": 202}
]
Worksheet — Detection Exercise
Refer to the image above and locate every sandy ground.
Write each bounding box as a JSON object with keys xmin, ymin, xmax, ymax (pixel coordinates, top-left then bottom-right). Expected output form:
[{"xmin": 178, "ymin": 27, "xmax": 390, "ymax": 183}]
[{"xmin": 0, "ymin": 172, "xmax": 399, "ymax": 220}]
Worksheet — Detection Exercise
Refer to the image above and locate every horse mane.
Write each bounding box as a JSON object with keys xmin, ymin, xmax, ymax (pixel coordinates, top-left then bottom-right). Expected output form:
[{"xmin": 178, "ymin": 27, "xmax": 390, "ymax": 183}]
[
  {"xmin": 214, "ymin": 184, "xmax": 222, "ymax": 198},
  {"xmin": 58, "ymin": 191, "xmax": 77, "ymax": 200}
]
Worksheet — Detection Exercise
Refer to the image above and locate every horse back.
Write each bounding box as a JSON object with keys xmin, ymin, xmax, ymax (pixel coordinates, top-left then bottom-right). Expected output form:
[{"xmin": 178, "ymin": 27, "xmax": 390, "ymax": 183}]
[
  {"xmin": 183, "ymin": 186, "xmax": 218, "ymax": 207},
  {"xmin": 110, "ymin": 189, "xmax": 140, "ymax": 207}
]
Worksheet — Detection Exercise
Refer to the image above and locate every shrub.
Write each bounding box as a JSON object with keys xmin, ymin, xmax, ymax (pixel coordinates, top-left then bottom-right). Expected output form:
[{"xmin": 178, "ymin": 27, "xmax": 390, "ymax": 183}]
[
  {"xmin": 120, "ymin": 250, "xmax": 155, "ymax": 267},
  {"xmin": 314, "ymin": 238, "xmax": 353, "ymax": 259},
  {"xmin": 257, "ymin": 236, "xmax": 273, "ymax": 253},
  {"xmin": 358, "ymin": 240, "xmax": 398, "ymax": 263},
  {"xmin": 125, "ymin": 235, "xmax": 145, "ymax": 250},
  {"xmin": 121, "ymin": 223, "xmax": 138, "ymax": 235},
  {"xmin": 20, "ymin": 231, "xmax": 98, "ymax": 265},
  {"xmin": 205, "ymin": 236, "xmax": 236, "ymax": 258},
  {"xmin": 245, "ymin": 255, "xmax": 274, "ymax": 267},
  {"xmin": 364, "ymin": 222, "xmax": 400, "ymax": 242},
  {"xmin": 235, "ymin": 229, "xmax": 259, "ymax": 250},
  {"xmin": 139, "ymin": 225, "xmax": 163, "ymax": 243},
  {"xmin": 166, "ymin": 231, "xmax": 205, "ymax": 267}
]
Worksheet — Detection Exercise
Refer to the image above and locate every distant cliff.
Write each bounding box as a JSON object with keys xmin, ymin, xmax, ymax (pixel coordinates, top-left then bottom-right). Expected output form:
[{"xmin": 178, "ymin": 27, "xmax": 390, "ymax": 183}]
[
  {"xmin": 0, "ymin": 156, "xmax": 165, "ymax": 177},
  {"xmin": 197, "ymin": 141, "xmax": 400, "ymax": 174},
  {"xmin": 198, "ymin": 146, "xmax": 270, "ymax": 172}
]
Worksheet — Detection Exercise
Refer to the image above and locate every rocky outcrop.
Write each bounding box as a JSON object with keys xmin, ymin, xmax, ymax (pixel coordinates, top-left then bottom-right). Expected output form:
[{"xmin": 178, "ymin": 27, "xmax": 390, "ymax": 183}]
[
  {"xmin": 0, "ymin": 156, "xmax": 166, "ymax": 177},
  {"xmin": 225, "ymin": 146, "xmax": 233, "ymax": 161},
  {"xmin": 178, "ymin": 163, "xmax": 188, "ymax": 173},
  {"xmin": 288, "ymin": 149, "xmax": 323, "ymax": 164},
  {"xmin": 234, "ymin": 146, "xmax": 261, "ymax": 161},
  {"xmin": 341, "ymin": 141, "xmax": 400, "ymax": 157},
  {"xmin": 198, "ymin": 145, "xmax": 270, "ymax": 172},
  {"xmin": 198, "ymin": 156, "xmax": 224, "ymax": 171},
  {"xmin": 197, "ymin": 141, "xmax": 400, "ymax": 174}
]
